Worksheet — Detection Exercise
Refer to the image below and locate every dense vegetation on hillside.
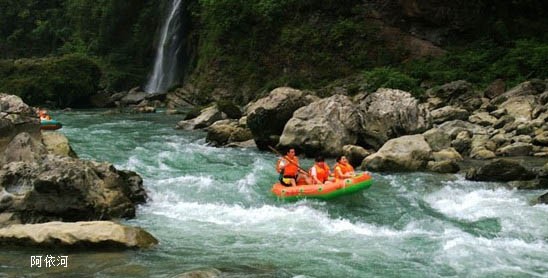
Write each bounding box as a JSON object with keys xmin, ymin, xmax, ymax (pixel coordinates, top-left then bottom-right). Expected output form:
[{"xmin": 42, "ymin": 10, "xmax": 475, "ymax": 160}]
[{"xmin": 0, "ymin": 0, "xmax": 547, "ymax": 106}]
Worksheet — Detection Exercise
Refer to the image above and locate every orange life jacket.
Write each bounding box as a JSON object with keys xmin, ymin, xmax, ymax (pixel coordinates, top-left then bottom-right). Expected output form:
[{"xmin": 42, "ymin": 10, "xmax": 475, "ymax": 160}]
[
  {"xmin": 310, "ymin": 163, "xmax": 330, "ymax": 183},
  {"xmin": 276, "ymin": 156, "xmax": 299, "ymax": 177},
  {"xmin": 334, "ymin": 162, "xmax": 354, "ymax": 180}
]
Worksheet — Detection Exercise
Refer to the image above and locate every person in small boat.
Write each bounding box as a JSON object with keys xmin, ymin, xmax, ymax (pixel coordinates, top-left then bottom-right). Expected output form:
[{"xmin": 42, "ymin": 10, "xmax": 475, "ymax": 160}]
[
  {"xmin": 309, "ymin": 156, "xmax": 331, "ymax": 184},
  {"xmin": 276, "ymin": 148, "xmax": 306, "ymax": 187},
  {"xmin": 334, "ymin": 155, "xmax": 355, "ymax": 180},
  {"xmin": 38, "ymin": 109, "xmax": 51, "ymax": 120}
]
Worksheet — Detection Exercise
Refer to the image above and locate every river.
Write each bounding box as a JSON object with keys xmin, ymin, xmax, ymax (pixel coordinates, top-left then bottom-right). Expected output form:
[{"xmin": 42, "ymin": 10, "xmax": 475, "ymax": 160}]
[{"xmin": 2, "ymin": 110, "xmax": 547, "ymax": 277}]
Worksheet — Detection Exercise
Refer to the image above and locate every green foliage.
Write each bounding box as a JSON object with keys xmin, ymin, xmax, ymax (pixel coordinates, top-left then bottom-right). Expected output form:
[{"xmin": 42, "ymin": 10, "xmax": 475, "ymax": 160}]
[
  {"xmin": 404, "ymin": 39, "xmax": 548, "ymax": 89},
  {"xmin": 0, "ymin": 0, "xmax": 161, "ymax": 91},
  {"xmin": 362, "ymin": 67, "xmax": 421, "ymax": 96},
  {"xmin": 0, "ymin": 55, "xmax": 101, "ymax": 107}
]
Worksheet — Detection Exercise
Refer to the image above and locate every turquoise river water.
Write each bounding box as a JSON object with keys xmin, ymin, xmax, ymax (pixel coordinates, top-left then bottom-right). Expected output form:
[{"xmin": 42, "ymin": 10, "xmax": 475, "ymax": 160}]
[{"xmin": 1, "ymin": 110, "xmax": 547, "ymax": 277}]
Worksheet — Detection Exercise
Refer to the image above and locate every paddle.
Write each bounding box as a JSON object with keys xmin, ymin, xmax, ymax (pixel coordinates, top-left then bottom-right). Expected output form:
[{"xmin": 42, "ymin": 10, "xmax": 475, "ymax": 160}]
[{"xmin": 267, "ymin": 145, "xmax": 310, "ymax": 176}]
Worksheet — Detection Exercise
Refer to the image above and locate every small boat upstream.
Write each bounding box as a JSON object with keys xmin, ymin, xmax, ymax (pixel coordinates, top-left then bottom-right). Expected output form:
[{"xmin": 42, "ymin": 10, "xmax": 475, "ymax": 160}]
[
  {"xmin": 271, "ymin": 172, "xmax": 373, "ymax": 200},
  {"xmin": 40, "ymin": 119, "xmax": 63, "ymax": 130}
]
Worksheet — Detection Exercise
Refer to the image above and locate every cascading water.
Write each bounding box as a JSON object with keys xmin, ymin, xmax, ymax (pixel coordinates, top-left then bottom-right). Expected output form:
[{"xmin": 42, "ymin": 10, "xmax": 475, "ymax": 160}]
[{"xmin": 145, "ymin": 0, "xmax": 184, "ymax": 93}]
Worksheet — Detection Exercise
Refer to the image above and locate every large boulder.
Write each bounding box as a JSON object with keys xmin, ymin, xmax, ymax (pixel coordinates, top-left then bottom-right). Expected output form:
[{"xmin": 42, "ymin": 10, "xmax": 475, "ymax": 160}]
[
  {"xmin": 246, "ymin": 87, "xmax": 317, "ymax": 150},
  {"xmin": 357, "ymin": 88, "xmax": 431, "ymax": 149},
  {"xmin": 176, "ymin": 106, "xmax": 226, "ymax": 130},
  {"xmin": 166, "ymin": 84, "xmax": 196, "ymax": 109},
  {"xmin": 498, "ymin": 95, "xmax": 536, "ymax": 123},
  {"xmin": 0, "ymin": 94, "xmax": 41, "ymax": 154},
  {"xmin": 41, "ymin": 132, "xmax": 77, "ymax": 158},
  {"xmin": 465, "ymin": 159, "xmax": 536, "ymax": 182},
  {"xmin": 496, "ymin": 142, "xmax": 533, "ymax": 157},
  {"xmin": 423, "ymin": 128, "xmax": 451, "ymax": 151},
  {"xmin": 278, "ymin": 95, "xmax": 361, "ymax": 156},
  {"xmin": 120, "ymin": 87, "xmax": 148, "ymax": 106},
  {"xmin": 491, "ymin": 80, "xmax": 546, "ymax": 105},
  {"xmin": 205, "ymin": 120, "xmax": 253, "ymax": 147},
  {"xmin": 1, "ymin": 132, "xmax": 46, "ymax": 164},
  {"xmin": 342, "ymin": 145, "xmax": 371, "ymax": 168},
  {"xmin": 0, "ymin": 155, "xmax": 146, "ymax": 224},
  {"xmin": 0, "ymin": 221, "xmax": 157, "ymax": 249},
  {"xmin": 426, "ymin": 80, "xmax": 482, "ymax": 112},
  {"xmin": 430, "ymin": 106, "xmax": 469, "ymax": 124},
  {"xmin": 437, "ymin": 120, "xmax": 488, "ymax": 138},
  {"xmin": 362, "ymin": 134, "xmax": 432, "ymax": 171}
]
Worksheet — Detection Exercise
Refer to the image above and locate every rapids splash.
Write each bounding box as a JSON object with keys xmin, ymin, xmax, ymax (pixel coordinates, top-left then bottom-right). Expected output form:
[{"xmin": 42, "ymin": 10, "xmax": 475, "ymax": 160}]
[{"xmin": 3, "ymin": 110, "xmax": 546, "ymax": 277}]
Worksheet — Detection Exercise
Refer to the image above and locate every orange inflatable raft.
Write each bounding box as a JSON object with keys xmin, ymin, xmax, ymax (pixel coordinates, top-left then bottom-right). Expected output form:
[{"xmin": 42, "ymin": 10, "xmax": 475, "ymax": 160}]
[{"xmin": 271, "ymin": 172, "xmax": 373, "ymax": 200}]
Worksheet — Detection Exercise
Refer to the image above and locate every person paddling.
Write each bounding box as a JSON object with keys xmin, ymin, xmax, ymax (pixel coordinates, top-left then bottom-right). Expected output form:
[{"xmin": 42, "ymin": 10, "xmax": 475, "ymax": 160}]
[
  {"xmin": 276, "ymin": 148, "xmax": 306, "ymax": 187},
  {"xmin": 334, "ymin": 155, "xmax": 355, "ymax": 181},
  {"xmin": 309, "ymin": 156, "xmax": 331, "ymax": 184}
]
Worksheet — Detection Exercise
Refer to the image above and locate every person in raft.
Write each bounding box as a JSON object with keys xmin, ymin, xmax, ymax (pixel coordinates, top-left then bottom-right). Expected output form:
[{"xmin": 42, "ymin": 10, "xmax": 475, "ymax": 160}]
[
  {"xmin": 37, "ymin": 108, "xmax": 51, "ymax": 120},
  {"xmin": 309, "ymin": 156, "xmax": 331, "ymax": 184},
  {"xmin": 334, "ymin": 155, "xmax": 355, "ymax": 180},
  {"xmin": 276, "ymin": 148, "xmax": 307, "ymax": 187}
]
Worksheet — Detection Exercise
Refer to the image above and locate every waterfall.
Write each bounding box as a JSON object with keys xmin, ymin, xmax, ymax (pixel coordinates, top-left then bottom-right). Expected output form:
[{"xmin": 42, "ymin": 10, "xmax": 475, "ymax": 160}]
[{"xmin": 145, "ymin": 0, "xmax": 184, "ymax": 93}]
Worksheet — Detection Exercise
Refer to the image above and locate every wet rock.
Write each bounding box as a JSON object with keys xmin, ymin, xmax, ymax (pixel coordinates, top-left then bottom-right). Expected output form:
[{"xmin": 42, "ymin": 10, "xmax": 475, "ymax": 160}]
[
  {"xmin": 470, "ymin": 148, "xmax": 496, "ymax": 160},
  {"xmin": 468, "ymin": 112, "xmax": 497, "ymax": 126},
  {"xmin": 279, "ymin": 94, "xmax": 361, "ymax": 156},
  {"xmin": 491, "ymin": 80, "xmax": 546, "ymax": 105},
  {"xmin": 484, "ymin": 79, "xmax": 506, "ymax": 99},
  {"xmin": 426, "ymin": 80, "xmax": 481, "ymax": 112},
  {"xmin": 343, "ymin": 145, "xmax": 371, "ymax": 168},
  {"xmin": 246, "ymin": 87, "xmax": 316, "ymax": 150},
  {"xmin": 537, "ymin": 192, "xmax": 548, "ymax": 204},
  {"xmin": 437, "ymin": 120, "xmax": 487, "ymax": 138},
  {"xmin": 166, "ymin": 85, "xmax": 196, "ymax": 109},
  {"xmin": 176, "ymin": 106, "xmax": 226, "ymax": 130},
  {"xmin": 432, "ymin": 147, "xmax": 463, "ymax": 162},
  {"xmin": 533, "ymin": 131, "xmax": 548, "ymax": 146},
  {"xmin": 496, "ymin": 142, "xmax": 533, "ymax": 156},
  {"xmin": 0, "ymin": 155, "xmax": 146, "ymax": 224},
  {"xmin": 0, "ymin": 94, "xmax": 41, "ymax": 154},
  {"xmin": 493, "ymin": 115, "xmax": 515, "ymax": 129},
  {"xmin": 0, "ymin": 221, "xmax": 158, "ymax": 249},
  {"xmin": 362, "ymin": 135, "xmax": 432, "ymax": 171},
  {"xmin": 465, "ymin": 158, "xmax": 535, "ymax": 182},
  {"xmin": 2, "ymin": 132, "xmax": 46, "ymax": 165},
  {"xmin": 134, "ymin": 106, "xmax": 156, "ymax": 113},
  {"xmin": 430, "ymin": 106, "xmax": 469, "ymax": 124},
  {"xmin": 225, "ymin": 139, "xmax": 257, "ymax": 148},
  {"xmin": 206, "ymin": 120, "xmax": 253, "ymax": 147},
  {"xmin": 423, "ymin": 128, "xmax": 452, "ymax": 151},
  {"xmin": 499, "ymin": 96, "xmax": 536, "ymax": 123},
  {"xmin": 41, "ymin": 132, "xmax": 77, "ymax": 158},
  {"xmin": 120, "ymin": 87, "xmax": 147, "ymax": 106},
  {"xmin": 358, "ymin": 88, "xmax": 431, "ymax": 149},
  {"xmin": 451, "ymin": 131, "xmax": 472, "ymax": 156},
  {"xmin": 427, "ymin": 160, "xmax": 459, "ymax": 173}
]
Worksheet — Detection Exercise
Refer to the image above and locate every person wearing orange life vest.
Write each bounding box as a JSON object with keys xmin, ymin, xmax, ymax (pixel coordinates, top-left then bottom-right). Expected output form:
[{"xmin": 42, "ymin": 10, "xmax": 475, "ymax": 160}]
[
  {"xmin": 309, "ymin": 156, "xmax": 331, "ymax": 184},
  {"xmin": 38, "ymin": 109, "xmax": 51, "ymax": 120},
  {"xmin": 276, "ymin": 148, "xmax": 305, "ymax": 187},
  {"xmin": 334, "ymin": 155, "xmax": 355, "ymax": 180}
]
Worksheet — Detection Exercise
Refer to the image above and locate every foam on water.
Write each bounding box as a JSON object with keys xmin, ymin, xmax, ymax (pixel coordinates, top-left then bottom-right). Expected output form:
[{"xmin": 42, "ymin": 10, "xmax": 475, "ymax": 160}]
[{"xmin": 42, "ymin": 110, "xmax": 548, "ymax": 277}]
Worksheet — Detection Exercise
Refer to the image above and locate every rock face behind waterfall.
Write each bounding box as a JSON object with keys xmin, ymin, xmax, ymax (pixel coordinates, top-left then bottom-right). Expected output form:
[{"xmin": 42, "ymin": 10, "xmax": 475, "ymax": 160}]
[
  {"xmin": 278, "ymin": 94, "xmax": 361, "ymax": 156},
  {"xmin": 0, "ymin": 93, "xmax": 147, "ymax": 227}
]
